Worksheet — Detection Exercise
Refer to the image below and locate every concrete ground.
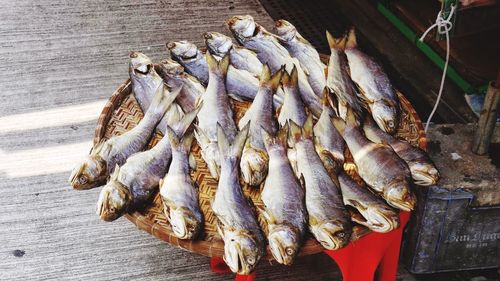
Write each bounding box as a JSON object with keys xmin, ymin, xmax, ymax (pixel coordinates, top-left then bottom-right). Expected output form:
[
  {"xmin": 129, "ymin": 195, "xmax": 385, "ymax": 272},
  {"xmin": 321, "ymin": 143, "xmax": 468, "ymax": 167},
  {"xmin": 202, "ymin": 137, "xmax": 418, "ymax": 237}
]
[{"xmin": 0, "ymin": 0, "xmax": 497, "ymax": 280}]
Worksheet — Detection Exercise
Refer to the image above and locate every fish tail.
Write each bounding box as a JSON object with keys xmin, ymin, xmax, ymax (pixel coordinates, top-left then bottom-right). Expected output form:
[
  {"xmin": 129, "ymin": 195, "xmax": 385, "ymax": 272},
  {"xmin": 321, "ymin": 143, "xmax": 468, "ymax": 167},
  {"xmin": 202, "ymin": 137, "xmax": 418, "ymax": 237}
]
[
  {"xmin": 331, "ymin": 117, "xmax": 346, "ymax": 135},
  {"xmin": 166, "ymin": 125, "xmax": 181, "ymax": 149},
  {"xmin": 289, "ymin": 66, "xmax": 298, "ymax": 87},
  {"xmin": 288, "ymin": 120, "xmax": 302, "ymax": 144},
  {"xmin": 194, "ymin": 124, "xmax": 210, "ymax": 148},
  {"xmin": 345, "ymin": 106, "xmax": 358, "ymax": 127},
  {"xmin": 149, "ymin": 84, "xmax": 181, "ymax": 117},
  {"xmin": 326, "ymin": 30, "xmax": 348, "ymax": 50},
  {"xmin": 174, "ymin": 104, "xmax": 202, "ymax": 136},
  {"xmin": 260, "ymin": 64, "xmax": 271, "ymax": 84},
  {"xmin": 269, "ymin": 66, "xmax": 284, "ymax": 90},
  {"xmin": 345, "ymin": 27, "xmax": 357, "ymax": 49},
  {"xmin": 302, "ymin": 114, "xmax": 313, "ymax": 139},
  {"xmin": 262, "ymin": 125, "xmax": 288, "ymax": 151},
  {"xmin": 217, "ymin": 122, "xmax": 249, "ymax": 159}
]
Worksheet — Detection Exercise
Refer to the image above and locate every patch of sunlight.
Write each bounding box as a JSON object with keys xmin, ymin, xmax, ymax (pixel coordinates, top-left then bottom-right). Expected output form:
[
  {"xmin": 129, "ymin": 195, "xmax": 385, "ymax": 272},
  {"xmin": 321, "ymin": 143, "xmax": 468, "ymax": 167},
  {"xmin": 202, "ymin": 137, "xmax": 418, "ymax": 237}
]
[
  {"xmin": 0, "ymin": 141, "xmax": 93, "ymax": 178},
  {"xmin": 0, "ymin": 100, "xmax": 107, "ymax": 133}
]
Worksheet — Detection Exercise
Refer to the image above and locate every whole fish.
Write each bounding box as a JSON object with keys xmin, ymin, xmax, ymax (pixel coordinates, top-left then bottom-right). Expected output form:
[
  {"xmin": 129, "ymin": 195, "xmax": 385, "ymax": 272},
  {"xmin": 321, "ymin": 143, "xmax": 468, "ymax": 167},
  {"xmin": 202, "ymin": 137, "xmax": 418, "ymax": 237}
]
[
  {"xmin": 290, "ymin": 115, "xmax": 352, "ymax": 250},
  {"xmin": 337, "ymin": 171, "xmax": 399, "ymax": 233},
  {"xmin": 96, "ymin": 107, "xmax": 199, "ymax": 221},
  {"xmin": 129, "ymin": 51, "xmax": 164, "ymax": 112},
  {"xmin": 212, "ymin": 124, "xmax": 265, "ymax": 275},
  {"xmin": 277, "ymin": 69, "xmax": 307, "ymax": 177},
  {"xmin": 275, "ymin": 20, "xmax": 326, "ymax": 97},
  {"xmin": 160, "ymin": 126, "xmax": 203, "ymax": 240},
  {"xmin": 260, "ymin": 126, "xmax": 307, "ymax": 265},
  {"xmin": 167, "ymin": 40, "xmax": 209, "ymax": 85},
  {"xmin": 343, "ymin": 28, "xmax": 400, "ymax": 134},
  {"xmin": 332, "ymin": 109, "xmax": 416, "ymax": 211},
  {"xmin": 363, "ymin": 118, "xmax": 440, "ymax": 186},
  {"xmin": 204, "ymin": 31, "xmax": 263, "ymax": 77},
  {"xmin": 325, "ymin": 31, "xmax": 364, "ymax": 124},
  {"xmin": 167, "ymin": 40, "xmax": 261, "ymax": 103},
  {"xmin": 226, "ymin": 16, "xmax": 321, "ymax": 115},
  {"xmin": 313, "ymin": 90, "xmax": 345, "ymax": 175},
  {"xmin": 194, "ymin": 53, "xmax": 238, "ymax": 180},
  {"xmin": 157, "ymin": 58, "xmax": 204, "ymax": 112},
  {"xmin": 69, "ymin": 86, "xmax": 179, "ymax": 190},
  {"xmin": 226, "ymin": 15, "xmax": 290, "ymax": 73},
  {"xmin": 286, "ymin": 60, "xmax": 322, "ymax": 117},
  {"xmin": 238, "ymin": 65, "xmax": 282, "ymax": 186}
]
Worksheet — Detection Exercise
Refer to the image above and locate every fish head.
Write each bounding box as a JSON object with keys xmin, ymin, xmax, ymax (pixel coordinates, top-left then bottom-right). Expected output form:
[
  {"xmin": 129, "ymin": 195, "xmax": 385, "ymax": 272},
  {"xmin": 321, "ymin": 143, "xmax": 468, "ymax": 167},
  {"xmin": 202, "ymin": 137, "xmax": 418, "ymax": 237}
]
[
  {"xmin": 167, "ymin": 41, "xmax": 200, "ymax": 62},
  {"xmin": 364, "ymin": 204, "xmax": 400, "ymax": 233},
  {"xmin": 161, "ymin": 58, "xmax": 185, "ymax": 79},
  {"xmin": 409, "ymin": 161, "xmax": 440, "ymax": 186},
  {"xmin": 312, "ymin": 220, "xmax": 351, "ymax": 250},
  {"xmin": 129, "ymin": 51, "xmax": 154, "ymax": 77},
  {"xmin": 384, "ymin": 180, "xmax": 416, "ymax": 211},
  {"xmin": 274, "ymin": 19, "xmax": 296, "ymax": 42},
  {"xmin": 223, "ymin": 229, "xmax": 262, "ymax": 274},
  {"xmin": 268, "ymin": 224, "xmax": 301, "ymax": 265},
  {"xmin": 240, "ymin": 146, "xmax": 269, "ymax": 186},
  {"xmin": 96, "ymin": 181, "xmax": 131, "ymax": 222},
  {"xmin": 371, "ymin": 102, "xmax": 398, "ymax": 134},
  {"xmin": 200, "ymin": 142, "xmax": 221, "ymax": 180},
  {"xmin": 226, "ymin": 15, "xmax": 256, "ymax": 41},
  {"xmin": 167, "ymin": 206, "xmax": 202, "ymax": 240},
  {"xmin": 204, "ymin": 32, "xmax": 233, "ymax": 57},
  {"xmin": 68, "ymin": 155, "xmax": 107, "ymax": 190}
]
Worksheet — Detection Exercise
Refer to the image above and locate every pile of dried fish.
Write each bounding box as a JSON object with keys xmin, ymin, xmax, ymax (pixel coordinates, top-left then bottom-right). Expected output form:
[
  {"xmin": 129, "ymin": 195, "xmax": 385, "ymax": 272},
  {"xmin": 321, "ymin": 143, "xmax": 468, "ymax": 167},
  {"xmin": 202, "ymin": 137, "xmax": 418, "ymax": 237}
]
[{"xmin": 70, "ymin": 15, "xmax": 440, "ymax": 275}]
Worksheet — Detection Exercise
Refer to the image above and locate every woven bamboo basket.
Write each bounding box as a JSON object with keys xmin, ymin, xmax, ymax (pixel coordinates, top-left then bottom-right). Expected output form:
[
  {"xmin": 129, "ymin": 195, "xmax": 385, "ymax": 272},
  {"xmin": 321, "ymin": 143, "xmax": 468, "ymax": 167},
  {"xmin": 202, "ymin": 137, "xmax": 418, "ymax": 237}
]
[{"xmin": 93, "ymin": 55, "xmax": 427, "ymax": 260}]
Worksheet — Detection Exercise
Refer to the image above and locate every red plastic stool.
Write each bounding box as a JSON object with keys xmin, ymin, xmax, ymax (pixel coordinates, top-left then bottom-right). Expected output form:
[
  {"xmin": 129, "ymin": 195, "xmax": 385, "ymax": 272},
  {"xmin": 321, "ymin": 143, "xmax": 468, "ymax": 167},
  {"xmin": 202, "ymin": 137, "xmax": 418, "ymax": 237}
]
[{"xmin": 210, "ymin": 211, "xmax": 410, "ymax": 281}]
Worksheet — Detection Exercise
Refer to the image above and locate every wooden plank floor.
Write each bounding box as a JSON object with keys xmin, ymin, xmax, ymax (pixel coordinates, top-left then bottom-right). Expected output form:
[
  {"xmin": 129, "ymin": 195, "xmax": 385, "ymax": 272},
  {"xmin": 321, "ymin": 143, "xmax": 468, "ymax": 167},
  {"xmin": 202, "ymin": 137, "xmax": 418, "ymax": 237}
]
[{"xmin": 0, "ymin": 0, "xmax": 348, "ymax": 280}]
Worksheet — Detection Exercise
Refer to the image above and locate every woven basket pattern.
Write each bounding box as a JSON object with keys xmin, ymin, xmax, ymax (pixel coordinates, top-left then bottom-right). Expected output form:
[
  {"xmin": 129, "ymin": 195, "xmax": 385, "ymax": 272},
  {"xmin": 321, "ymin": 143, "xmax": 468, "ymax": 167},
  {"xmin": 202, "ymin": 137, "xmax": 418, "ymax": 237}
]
[{"xmin": 94, "ymin": 57, "xmax": 426, "ymax": 259}]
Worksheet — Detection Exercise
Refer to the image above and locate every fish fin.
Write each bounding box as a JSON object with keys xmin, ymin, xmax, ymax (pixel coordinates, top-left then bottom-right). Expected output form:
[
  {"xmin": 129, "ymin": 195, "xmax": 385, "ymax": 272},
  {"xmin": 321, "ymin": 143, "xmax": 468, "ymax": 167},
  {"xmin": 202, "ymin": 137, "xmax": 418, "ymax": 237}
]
[
  {"xmin": 217, "ymin": 123, "xmax": 249, "ymax": 159},
  {"xmin": 326, "ymin": 30, "xmax": 347, "ymax": 50},
  {"xmin": 280, "ymin": 70, "xmax": 290, "ymax": 87},
  {"xmin": 345, "ymin": 106, "xmax": 358, "ymax": 127},
  {"xmin": 154, "ymin": 83, "xmax": 182, "ymax": 115},
  {"xmin": 181, "ymin": 133, "xmax": 195, "ymax": 151},
  {"xmin": 166, "ymin": 125, "xmax": 180, "ymax": 149},
  {"xmin": 173, "ymin": 105, "xmax": 201, "ymax": 136},
  {"xmin": 268, "ymin": 66, "xmax": 283, "ymax": 90},
  {"xmin": 194, "ymin": 124, "xmax": 210, "ymax": 148},
  {"xmin": 345, "ymin": 27, "xmax": 357, "ymax": 49},
  {"xmin": 260, "ymin": 64, "xmax": 271, "ymax": 84},
  {"xmin": 219, "ymin": 54, "xmax": 230, "ymax": 75},
  {"xmin": 289, "ymin": 120, "xmax": 302, "ymax": 144},
  {"xmin": 90, "ymin": 140, "xmax": 106, "ymax": 156},
  {"xmin": 277, "ymin": 125, "xmax": 289, "ymax": 146},
  {"xmin": 238, "ymin": 105, "xmax": 253, "ymax": 129},
  {"xmin": 331, "ymin": 116, "xmax": 346, "ymax": 135},
  {"xmin": 302, "ymin": 114, "xmax": 313, "ymax": 139}
]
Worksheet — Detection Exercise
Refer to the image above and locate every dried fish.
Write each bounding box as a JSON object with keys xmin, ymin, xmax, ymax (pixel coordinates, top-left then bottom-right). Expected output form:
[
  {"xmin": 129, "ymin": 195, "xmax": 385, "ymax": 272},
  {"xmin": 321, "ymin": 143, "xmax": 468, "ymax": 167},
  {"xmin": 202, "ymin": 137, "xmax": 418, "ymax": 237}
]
[
  {"xmin": 338, "ymin": 171, "xmax": 399, "ymax": 233},
  {"xmin": 204, "ymin": 31, "xmax": 263, "ymax": 77},
  {"xmin": 160, "ymin": 126, "xmax": 203, "ymax": 240},
  {"xmin": 69, "ymin": 86, "xmax": 179, "ymax": 190},
  {"xmin": 343, "ymin": 29, "xmax": 400, "ymax": 134},
  {"xmin": 96, "ymin": 107, "xmax": 199, "ymax": 221},
  {"xmin": 195, "ymin": 53, "xmax": 237, "ymax": 180},
  {"xmin": 129, "ymin": 51, "xmax": 164, "ymax": 112},
  {"xmin": 275, "ymin": 20, "xmax": 326, "ymax": 97},
  {"xmin": 238, "ymin": 65, "xmax": 282, "ymax": 186},
  {"xmin": 260, "ymin": 126, "xmax": 307, "ymax": 265},
  {"xmin": 212, "ymin": 124, "xmax": 265, "ymax": 274},
  {"xmin": 290, "ymin": 115, "xmax": 352, "ymax": 250},
  {"xmin": 332, "ymin": 109, "xmax": 416, "ymax": 211},
  {"xmin": 325, "ymin": 31, "xmax": 364, "ymax": 124},
  {"xmin": 363, "ymin": 118, "xmax": 439, "ymax": 186}
]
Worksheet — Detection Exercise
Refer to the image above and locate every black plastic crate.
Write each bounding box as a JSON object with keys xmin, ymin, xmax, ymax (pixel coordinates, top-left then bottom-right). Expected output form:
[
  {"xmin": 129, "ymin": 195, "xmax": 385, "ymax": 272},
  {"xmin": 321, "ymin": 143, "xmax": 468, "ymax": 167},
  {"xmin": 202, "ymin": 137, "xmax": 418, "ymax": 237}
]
[{"xmin": 403, "ymin": 186, "xmax": 500, "ymax": 273}]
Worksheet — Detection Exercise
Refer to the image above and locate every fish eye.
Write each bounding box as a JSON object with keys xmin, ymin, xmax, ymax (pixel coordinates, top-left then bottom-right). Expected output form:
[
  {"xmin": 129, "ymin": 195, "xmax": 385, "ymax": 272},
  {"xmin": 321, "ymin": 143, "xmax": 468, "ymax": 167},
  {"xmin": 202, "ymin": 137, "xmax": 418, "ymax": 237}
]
[
  {"xmin": 387, "ymin": 120, "xmax": 395, "ymax": 128},
  {"xmin": 79, "ymin": 176, "xmax": 88, "ymax": 184},
  {"xmin": 109, "ymin": 207, "xmax": 116, "ymax": 213},
  {"xmin": 246, "ymin": 256, "xmax": 255, "ymax": 265},
  {"xmin": 285, "ymin": 247, "xmax": 295, "ymax": 256},
  {"xmin": 337, "ymin": 232, "xmax": 345, "ymax": 238}
]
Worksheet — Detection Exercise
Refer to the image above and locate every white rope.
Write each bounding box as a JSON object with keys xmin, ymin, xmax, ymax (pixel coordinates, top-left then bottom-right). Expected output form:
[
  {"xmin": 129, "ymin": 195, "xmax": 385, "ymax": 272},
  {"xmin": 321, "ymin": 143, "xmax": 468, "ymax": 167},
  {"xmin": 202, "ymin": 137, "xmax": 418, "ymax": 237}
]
[{"xmin": 419, "ymin": 4, "xmax": 456, "ymax": 133}]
